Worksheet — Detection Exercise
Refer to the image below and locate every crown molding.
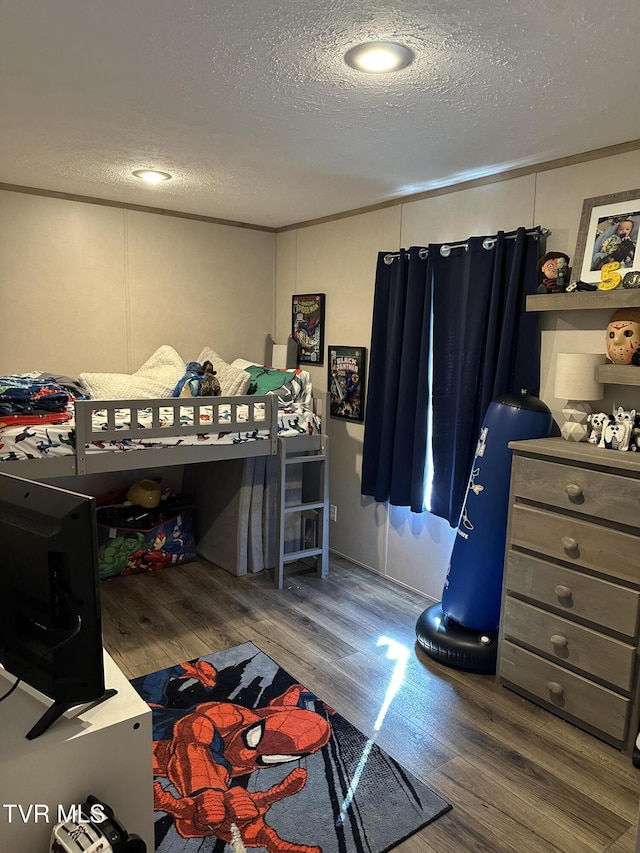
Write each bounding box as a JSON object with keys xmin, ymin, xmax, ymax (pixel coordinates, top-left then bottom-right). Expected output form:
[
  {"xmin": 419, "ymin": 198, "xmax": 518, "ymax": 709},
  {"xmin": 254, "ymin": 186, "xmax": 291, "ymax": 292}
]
[
  {"xmin": 276, "ymin": 139, "xmax": 640, "ymax": 232},
  {"xmin": 2, "ymin": 138, "xmax": 639, "ymax": 234},
  {"xmin": 0, "ymin": 183, "xmax": 276, "ymax": 233}
]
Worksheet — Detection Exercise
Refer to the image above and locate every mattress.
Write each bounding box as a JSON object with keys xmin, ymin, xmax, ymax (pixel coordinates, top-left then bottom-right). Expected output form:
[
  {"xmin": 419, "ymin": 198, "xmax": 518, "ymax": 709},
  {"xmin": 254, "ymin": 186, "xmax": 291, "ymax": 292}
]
[{"xmin": 0, "ymin": 401, "xmax": 320, "ymax": 462}]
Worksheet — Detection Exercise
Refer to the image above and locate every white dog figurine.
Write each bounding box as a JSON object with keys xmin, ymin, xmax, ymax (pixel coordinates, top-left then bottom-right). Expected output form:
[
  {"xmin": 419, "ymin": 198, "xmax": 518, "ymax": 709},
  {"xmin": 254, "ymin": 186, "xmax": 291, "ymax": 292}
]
[
  {"xmin": 587, "ymin": 411, "xmax": 611, "ymax": 445},
  {"xmin": 599, "ymin": 419, "xmax": 632, "ymax": 451}
]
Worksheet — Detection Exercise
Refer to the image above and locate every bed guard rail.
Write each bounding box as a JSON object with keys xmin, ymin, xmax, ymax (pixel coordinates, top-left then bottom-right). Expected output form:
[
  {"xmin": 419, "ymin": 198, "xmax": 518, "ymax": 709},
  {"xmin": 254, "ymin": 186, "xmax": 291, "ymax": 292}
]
[{"xmin": 73, "ymin": 395, "xmax": 279, "ymax": 473}]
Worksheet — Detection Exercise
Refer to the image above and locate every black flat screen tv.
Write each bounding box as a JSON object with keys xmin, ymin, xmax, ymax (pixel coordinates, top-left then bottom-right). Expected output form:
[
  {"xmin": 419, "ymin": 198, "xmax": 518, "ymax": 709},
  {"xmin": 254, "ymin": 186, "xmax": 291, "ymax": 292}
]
[{"xmin": 0, "ymin": 470, "xmax": 108, "ymax": 739}]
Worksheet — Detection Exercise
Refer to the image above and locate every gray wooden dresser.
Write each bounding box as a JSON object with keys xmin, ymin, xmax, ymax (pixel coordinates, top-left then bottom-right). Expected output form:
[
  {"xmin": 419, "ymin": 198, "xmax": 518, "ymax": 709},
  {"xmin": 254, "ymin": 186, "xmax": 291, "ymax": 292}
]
[{"xmin": 497, "ymin": 436, "xmax": 640, "ymax": 752}]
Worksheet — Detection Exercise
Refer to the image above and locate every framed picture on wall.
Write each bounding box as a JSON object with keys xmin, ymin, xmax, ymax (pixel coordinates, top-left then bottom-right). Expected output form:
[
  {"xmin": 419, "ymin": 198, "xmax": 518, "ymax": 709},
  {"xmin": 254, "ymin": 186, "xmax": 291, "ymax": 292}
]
[
  {"xmin": 573, "ymin": 188, "xmax": 640, "ymax": 286},
  {"xmin": 292, "ymin": 294, "xmax": 325, "ymax": 365},
  {"xmin": 328, "ymin": 345, "xmax": 366, "ymax": 422}
]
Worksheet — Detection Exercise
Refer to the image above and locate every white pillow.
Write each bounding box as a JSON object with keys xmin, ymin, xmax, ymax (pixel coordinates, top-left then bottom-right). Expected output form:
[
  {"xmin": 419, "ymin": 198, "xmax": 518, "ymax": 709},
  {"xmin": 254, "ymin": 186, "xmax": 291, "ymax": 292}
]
[
  {"xmin": 79, "ymin": 345, "xmax": 186, "ymax": 400},
  {"xmin": 230, "ymin": 357, "xmax": 256, "ymax": 371},
  {"xmin": 197, "ymin": 347, "xmax": 251, "ymax": 396}
]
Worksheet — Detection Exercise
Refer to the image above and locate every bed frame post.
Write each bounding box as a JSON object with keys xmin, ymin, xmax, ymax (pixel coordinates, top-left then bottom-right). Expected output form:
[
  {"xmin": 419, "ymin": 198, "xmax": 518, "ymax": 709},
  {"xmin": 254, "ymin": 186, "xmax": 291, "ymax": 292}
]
[
  {"xmin": 74, "ymin": 400, "xmax": 90, "ymax": 476},
  {"xmin": 269, "ymin": 396, "xmax": 278, "ymax": 456}
]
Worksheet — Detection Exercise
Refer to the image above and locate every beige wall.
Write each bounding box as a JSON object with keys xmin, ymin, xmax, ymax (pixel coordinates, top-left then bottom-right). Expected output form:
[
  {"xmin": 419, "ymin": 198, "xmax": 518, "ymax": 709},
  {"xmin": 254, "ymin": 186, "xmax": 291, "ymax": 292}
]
[
  {"xmin": 275, "ymin": 148, "xmax": 640, "ymax": 600},
  {"xmin": 275, "ymin": 208, "xmax": 402, "ymax": 574},
  {"xmin": 2, "ymin": 150, "xmax": 639, "ymax": 601},
  {"xmin": 535, "ymin": 152, "xmax": 640, "ymax": 423},
  {"xmin": 0, "ymin": 190, "xmax": 275, "ymax": 376}
]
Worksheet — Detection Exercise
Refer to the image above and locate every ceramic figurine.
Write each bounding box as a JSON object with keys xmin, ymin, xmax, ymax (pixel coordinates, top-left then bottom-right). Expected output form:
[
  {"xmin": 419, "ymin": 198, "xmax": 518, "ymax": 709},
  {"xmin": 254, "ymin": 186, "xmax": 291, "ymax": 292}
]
[
  {"xmin": 598, "ymin": 261, "xmax": 622, "ymax": 291},
  {"xmin": 587, "ymin": 411, "xmax": 611, "ymax": 445},
  {"xmin": 599, "ymin": 419, "xmax": 632, "ymax": 451},
  {"xmin": 537, "ymin": 251, "xmax": 571, "ymax": 294},
  {"xmin": 614, "ymin": 405, "xmax": 637, "ymax": 424},
  {"xmin": 606, "ymin": 308, "xmax": 640, "ymax": 365}
]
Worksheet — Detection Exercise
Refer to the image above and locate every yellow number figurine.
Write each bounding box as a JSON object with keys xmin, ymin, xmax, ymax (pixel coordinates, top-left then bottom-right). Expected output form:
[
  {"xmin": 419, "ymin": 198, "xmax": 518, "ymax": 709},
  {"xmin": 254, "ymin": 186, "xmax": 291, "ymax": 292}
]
[{"xmin": 598, "ymin": 261, "xmax": 622, "ymax": 291}]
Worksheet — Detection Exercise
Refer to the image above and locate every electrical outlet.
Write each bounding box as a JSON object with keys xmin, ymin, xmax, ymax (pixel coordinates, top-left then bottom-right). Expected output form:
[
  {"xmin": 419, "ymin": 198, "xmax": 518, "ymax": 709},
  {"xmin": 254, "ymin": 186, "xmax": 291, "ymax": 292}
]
[{"xmin": 329, "ymin": 504, "xmax": 337, "ymax": 522}]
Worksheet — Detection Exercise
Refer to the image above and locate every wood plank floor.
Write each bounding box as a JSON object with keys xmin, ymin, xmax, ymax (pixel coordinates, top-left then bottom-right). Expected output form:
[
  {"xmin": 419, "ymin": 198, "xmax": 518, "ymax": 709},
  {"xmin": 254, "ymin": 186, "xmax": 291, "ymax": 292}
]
[{"xmin": 101, "ymin": 554, "xmax": 640, "ymax": 853}]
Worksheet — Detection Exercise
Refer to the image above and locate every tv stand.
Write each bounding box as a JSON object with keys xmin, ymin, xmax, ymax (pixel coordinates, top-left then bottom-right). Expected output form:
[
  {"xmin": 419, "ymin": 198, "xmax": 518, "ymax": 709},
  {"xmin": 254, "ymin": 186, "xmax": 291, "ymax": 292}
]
[
  {"xmin": 0, "ymin": 651, "xmax": 152, "ymax": 852},
  {"xmin": 25, "ymin": 687, "xmax": 119, "ymax": 740}
]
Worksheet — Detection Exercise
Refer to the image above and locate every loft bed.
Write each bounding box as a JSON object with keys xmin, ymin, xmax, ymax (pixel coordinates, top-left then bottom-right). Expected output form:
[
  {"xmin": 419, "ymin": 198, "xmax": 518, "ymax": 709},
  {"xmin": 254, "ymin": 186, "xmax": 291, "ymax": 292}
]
[
  {"xmin": 0, "ymin": 344, "xmax": 329, "ymax": 588},
  {"xmin": 0, "ymin": 394, "xmax": 321, "ymax": 477}
]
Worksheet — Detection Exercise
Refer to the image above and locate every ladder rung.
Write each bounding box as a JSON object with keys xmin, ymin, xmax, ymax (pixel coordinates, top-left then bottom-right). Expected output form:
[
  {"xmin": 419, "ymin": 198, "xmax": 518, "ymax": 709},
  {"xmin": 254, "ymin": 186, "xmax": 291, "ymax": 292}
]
[
  {"xmin": 285, "ymin": 454, "xmax": 326, "ymax": 465},
  {"xmin": 281, "ymin": 547, "xmax": 323, "ymax": 563},
  {"xmin": 284, "ymin": 501, "xmax": 325, "ymax": 514}
]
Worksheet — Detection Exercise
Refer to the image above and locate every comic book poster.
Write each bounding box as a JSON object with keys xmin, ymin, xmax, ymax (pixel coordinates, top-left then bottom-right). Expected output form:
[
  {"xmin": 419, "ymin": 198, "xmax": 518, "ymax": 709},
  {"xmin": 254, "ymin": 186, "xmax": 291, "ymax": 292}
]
[
  {"xmin": 328, "ymin": 345, "xmax": 366, "ymax": 422},
  {"xmin": 292, "ymin": 294, "xmax": 325, "ymax": 365}
]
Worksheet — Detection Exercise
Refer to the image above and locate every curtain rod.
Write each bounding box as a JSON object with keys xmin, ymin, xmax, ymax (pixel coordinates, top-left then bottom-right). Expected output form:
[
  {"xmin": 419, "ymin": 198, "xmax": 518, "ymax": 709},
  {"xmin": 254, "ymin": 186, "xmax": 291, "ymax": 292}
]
[{"xmin": 383, "ymin": 227, "xmax": 550, "ymax": 264}]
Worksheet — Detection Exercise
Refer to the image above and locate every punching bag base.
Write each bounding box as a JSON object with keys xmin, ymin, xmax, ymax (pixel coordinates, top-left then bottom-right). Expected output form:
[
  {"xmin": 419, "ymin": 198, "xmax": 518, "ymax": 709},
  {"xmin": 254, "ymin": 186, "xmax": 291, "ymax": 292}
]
[{"xmin": 416, "ymin": 604, "xmax": 498, "ymax": 675}]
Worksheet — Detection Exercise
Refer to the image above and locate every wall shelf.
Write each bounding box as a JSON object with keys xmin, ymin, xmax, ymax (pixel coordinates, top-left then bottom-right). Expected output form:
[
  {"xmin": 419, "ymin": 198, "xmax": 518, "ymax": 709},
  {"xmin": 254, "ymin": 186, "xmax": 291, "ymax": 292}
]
[
  {"xmin": 528, "ymin": 281, "xmax": 639, "ymax": 391},
  {"xmin": 596, "ymin": 364, "xmax": 640, "ymax": 387},
  {"xmin": 527, "ymin": 290, "xmax": 640, "ymax": 312}
]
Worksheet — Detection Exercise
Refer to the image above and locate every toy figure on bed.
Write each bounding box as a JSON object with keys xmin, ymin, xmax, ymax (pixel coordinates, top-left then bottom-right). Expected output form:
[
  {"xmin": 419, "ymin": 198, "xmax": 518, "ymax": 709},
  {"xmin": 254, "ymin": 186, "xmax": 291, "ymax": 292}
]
[
  {"xmin": 198, "ymin": 360, "xmax": 222, "ymax": 396},
  {"xmin": 536, "ymin": 251, "xmax": 571, "ymax": 293},
  {"xmin": 174, "ymin": 360, "xmax": 222, "ymax": 398}
]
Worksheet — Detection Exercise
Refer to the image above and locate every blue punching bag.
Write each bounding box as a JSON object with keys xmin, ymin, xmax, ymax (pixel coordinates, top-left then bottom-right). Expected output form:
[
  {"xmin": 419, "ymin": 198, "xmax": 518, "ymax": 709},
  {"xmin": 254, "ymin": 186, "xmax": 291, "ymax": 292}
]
[{"xmin": 416, "ymin": 392, "xmax": 552, "ymax": 673}]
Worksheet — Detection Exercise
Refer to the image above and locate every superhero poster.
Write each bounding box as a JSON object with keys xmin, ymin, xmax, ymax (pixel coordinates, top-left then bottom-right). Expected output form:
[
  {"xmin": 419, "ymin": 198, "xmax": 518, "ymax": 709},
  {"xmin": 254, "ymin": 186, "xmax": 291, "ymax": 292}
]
[
  {"xmin": 292, "ymin": 294, "xmax": 325, "ymax": 365},
  {"xmin": 328, "ymin": 346, "xmax": 366, "ymax": 422}
]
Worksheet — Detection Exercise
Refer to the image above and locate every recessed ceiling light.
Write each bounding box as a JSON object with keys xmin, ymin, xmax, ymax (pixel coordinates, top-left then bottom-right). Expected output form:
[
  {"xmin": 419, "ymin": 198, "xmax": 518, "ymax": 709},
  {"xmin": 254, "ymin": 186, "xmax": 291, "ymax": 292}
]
[
  {"xmin": 132, "ymin": 169, "xmax": 172, "ymax": 184},
  {"xmin": 344, "ymin": 41, "xmax": 414, "ymax": 73}
]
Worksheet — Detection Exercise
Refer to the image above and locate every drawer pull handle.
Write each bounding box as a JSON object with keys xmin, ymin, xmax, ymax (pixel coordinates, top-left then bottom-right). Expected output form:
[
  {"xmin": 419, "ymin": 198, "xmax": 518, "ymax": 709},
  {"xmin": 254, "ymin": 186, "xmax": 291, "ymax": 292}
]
[
  {"xmin": 554, "ymin": 584, "xmax": 573, "ymax": 601},
  {"xmin": 550, "ymin": 634, "xmax": 568, "ymax": 648},
  {"xmin": 561, "ymin": 536, "xmax": 578, "ymax": 553},
  {"xmin": 547, "ymin": 681, "xmax": 564, "ymax": 698},
  {"xmin": 565, "ymin": 483, "xmax": 583, "ymax": 499}
]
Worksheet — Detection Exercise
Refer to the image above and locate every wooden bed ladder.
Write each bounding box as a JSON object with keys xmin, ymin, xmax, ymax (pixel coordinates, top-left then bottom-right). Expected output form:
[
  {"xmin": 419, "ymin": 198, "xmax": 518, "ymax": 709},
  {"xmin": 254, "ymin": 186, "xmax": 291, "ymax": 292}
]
[{"xmin": 275, "ymin": 434, "xmax": 329, "ymax": 589}]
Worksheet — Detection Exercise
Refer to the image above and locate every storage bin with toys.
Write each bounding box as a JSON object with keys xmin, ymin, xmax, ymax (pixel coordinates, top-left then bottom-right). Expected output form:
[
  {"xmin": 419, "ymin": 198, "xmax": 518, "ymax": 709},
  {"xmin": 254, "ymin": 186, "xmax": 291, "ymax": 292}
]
[{"xmin": 96, "ymin": 478, "xmax": 196, "ymax": 579}]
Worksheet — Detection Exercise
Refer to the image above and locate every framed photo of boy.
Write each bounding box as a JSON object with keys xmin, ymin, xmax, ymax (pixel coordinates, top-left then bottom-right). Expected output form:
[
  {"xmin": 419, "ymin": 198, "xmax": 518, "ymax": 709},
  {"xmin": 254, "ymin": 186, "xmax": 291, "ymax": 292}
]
[
  {"xmin": 292, "ymin": 294, "xmax": 325, "ymax": 365},
  {"xmin": 328, "ymin": 345, "xmax": 366, "ymax": 422},
  {"xmin": 573, "ymin": 188, "xmax": 640, "ymax": 286}
]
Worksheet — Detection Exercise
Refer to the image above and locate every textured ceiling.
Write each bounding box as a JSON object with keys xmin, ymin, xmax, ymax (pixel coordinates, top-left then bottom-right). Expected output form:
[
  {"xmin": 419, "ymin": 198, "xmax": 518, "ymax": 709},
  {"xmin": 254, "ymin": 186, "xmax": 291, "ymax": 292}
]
[{"xmin": 1, "ymin": 0, "xmax": 639, "ymax": 229}]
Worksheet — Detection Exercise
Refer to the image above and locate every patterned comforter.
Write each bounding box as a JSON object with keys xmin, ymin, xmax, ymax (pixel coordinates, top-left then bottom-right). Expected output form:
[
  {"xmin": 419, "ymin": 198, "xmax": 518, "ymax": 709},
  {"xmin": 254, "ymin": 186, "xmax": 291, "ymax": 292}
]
[{"xmin": 0, "ymin": 401, "xmax": 319, "ymax": 462}]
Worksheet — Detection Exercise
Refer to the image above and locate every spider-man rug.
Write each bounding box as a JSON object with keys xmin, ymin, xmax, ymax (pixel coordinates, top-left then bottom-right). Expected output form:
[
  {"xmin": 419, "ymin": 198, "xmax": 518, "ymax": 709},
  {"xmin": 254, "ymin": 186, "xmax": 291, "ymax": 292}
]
[{"xmin": 131, "ymin": 641, "xmax": 451, "ymax": 853}]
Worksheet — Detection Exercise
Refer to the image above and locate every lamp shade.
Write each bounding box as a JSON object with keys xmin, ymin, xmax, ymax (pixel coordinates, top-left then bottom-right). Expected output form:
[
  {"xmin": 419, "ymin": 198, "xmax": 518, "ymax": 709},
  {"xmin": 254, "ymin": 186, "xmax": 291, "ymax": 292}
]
[{"xmin": 554, "ymin": 352, "xmax": 605, "ymax": 401}]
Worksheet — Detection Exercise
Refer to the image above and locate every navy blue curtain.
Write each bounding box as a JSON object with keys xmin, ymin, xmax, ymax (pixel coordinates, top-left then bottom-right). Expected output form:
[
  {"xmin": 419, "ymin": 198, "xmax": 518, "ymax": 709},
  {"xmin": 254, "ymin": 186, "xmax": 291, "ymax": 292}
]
[
  {"xmin": 360, "ymin": 247, "xmax": 433, "ymax": 511},
  {"xmin": 361, "ymin": 227, "xmax": 541, "ymax": 526}
]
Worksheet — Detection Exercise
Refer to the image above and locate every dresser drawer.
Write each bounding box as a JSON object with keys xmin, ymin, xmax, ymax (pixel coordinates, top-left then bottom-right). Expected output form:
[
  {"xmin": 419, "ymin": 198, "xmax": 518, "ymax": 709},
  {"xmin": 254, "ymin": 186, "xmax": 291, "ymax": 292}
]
[
  {"xmin": 502, "ymin": 597, "xmax": 636, "ymax": 690},
  {"xmin": 499, "ymin": 641, "xmax": 630, "ymax": 743},
  {"xmin": 510, "ymin": 504, "xmax": 640, "ymax": 586},
  {"xmin": 512, "ymin": 456, "xmax": 640, "ymax": 529},
  {"xmin": 505, "ymin": 552, "xmax": 640, "ymax": 638}
]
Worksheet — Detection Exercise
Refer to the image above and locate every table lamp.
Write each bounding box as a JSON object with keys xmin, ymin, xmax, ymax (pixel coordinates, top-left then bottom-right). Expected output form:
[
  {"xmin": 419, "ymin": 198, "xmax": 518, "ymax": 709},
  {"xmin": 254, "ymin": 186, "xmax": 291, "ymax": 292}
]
[{"xmin": 554, "ymin": 352, "xmax": 605, "ymax": 441}]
